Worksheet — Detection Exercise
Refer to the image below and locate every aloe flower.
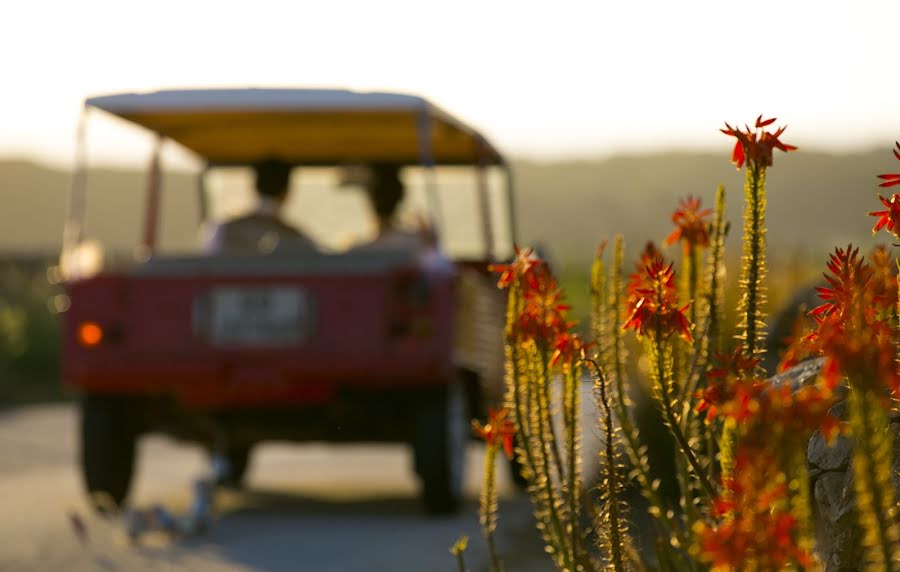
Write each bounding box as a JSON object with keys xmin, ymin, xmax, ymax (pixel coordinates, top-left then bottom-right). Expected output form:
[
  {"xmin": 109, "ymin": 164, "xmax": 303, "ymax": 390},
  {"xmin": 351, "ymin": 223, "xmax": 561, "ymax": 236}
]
[
  {"xmin": 664, "ymin": 195, "xmax": 712, "ymax": 253},
  {"xmin": 721, "ymin": 115, "xmax": 796, "ymax": 362},
  {"xmin": 875, "ymin": 141, "xmax": 900, "ymax": 188}
]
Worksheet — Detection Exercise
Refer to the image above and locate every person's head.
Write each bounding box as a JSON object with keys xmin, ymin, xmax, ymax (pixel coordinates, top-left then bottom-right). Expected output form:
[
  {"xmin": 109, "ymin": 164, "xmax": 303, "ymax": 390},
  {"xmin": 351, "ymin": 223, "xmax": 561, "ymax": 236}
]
[
  {"xmin": 254, "ymin": 159, "xmax": 292, "ymax": 201},
  {"xmin": 367, "ymin": 164, "xmax": 404, "ymax": 220}
]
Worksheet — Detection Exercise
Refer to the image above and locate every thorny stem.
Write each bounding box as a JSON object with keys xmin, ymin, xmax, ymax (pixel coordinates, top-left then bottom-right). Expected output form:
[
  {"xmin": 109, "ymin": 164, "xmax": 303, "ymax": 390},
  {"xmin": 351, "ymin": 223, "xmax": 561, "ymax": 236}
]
[
  {"xmin": 610, "ymin": 236, "xmax": 628, "ymax": 421},
  {"xmin": 784, "ymin": 446, "xmax": 816, "ymax": 565},
  {"xmin": 740, "ymin": 164, "xmax": 768, "ymax": 364},
  {"xmin": 532, "ymin": 350, "xmax": 575, "ymax": 570},
  {"xmin": 564, "ymin": 364, "xmax": 581, "ymax": 568},
  {"xmin": 506, "ymin": 290, "xmax": 565, "ymax": 564},
  {"xmin": 680, "ymin": 184, "xmax": 727, "ymax": 409},
  {"xmin": 539, "ymin": 348, "xmax": 568, "ymax": 488},
  {"xmin": 451, "ymin": 536, "xmax": 469, "ymax": 572},
  {"xmin": 651, "ymin": 291, "xmax": 716, "ymax": 500},
  {"xmin": 481, "ymin": 441, "xmax": 503, "ymax": 572},
  {"xmin": 455, "ymin": 553, "xmax": 467, "ymax": 572},
  {"xmin": 848, "ymin": 386, "xmax": 900, "ymax": 571},
  {"xmin": 514, "ymin": 345, "xmax": 570, "ymax": 565},
  {"xmin": 587, "ymin": 359, "xmax": 627, "ymax": 572}
]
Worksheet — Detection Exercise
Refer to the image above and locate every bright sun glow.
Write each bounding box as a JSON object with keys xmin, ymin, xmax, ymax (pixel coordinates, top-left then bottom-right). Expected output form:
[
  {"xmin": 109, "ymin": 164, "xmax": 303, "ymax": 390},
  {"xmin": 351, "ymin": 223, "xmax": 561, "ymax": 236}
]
[{"xmin": 2, "ymin": 0, "xmax": 898, "ymax": 165}]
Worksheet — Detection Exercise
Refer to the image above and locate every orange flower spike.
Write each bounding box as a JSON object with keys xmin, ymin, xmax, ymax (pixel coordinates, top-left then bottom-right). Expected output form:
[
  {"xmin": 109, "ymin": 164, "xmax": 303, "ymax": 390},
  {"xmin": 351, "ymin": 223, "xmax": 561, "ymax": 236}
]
[
  {"xmin": 664, "ymin": 195, "xmax": 712, "ymax": 252},
  {"xmin": 549, "ymin": 331, "xmax": 591, "ymax": 367},
  {"xmin": 695, "ymin": 448, "xmax": 814, "ymax": 570},
  {"xmin": 868, "ymin": 245, "xmax": 898, "ymax": 309},
  {"xmin": 472, "ymin": 408, "xmax": 516, "ymax": 458},
  {"xmin": 697, "ymin": 345, "xmax": 766, "ymax": 423},
  {"xmin": 623, "ymin": 254, "xmax": 693, "ymax": 343},
  {"xmin": 868, "ymin": 193, "xmax": 900, "ymax": 238},
  {"xmin": 875, "ymin": 141, "xmax": 900, "ymax": 188},
  {"xmin": 721, "ymin": 116, "xmax": 797, "ymax": 170},
  {"xmin": 809, "ymin": 244, "xmax": 868, "ymax": 322},
  {"xmin": 489, "ymin": 245, "xmax": 538, "ymax": 289}
]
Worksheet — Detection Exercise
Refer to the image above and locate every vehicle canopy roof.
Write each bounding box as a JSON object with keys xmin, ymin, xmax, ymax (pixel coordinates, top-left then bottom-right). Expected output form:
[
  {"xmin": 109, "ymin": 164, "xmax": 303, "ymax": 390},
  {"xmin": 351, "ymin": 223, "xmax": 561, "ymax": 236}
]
[{"xmin": 85, "ymin": 88, "xmax": 505, "ymax": 167}]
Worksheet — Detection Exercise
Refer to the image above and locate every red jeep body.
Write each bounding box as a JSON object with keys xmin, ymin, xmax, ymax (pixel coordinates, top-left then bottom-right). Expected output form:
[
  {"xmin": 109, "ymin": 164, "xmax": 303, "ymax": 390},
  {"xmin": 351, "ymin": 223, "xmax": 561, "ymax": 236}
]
[{"xmin": 61, "ymin": 89, "xmax": 516, "ymax": 513}]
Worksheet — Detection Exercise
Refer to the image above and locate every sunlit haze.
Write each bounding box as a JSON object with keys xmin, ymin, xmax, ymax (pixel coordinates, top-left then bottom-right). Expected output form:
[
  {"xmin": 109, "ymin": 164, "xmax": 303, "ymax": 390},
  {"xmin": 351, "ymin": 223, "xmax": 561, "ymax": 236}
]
[{"xmin": 2, "ymin": 0, "xmax": 899, "ymax": 165}]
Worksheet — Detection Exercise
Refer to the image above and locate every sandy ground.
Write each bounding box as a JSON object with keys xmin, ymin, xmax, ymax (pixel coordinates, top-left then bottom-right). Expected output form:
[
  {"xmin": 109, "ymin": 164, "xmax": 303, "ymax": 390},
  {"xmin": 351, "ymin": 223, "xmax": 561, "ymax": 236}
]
[{"xmin": 0, "ymin": 403, "xmax": 565, "ymax": 572}]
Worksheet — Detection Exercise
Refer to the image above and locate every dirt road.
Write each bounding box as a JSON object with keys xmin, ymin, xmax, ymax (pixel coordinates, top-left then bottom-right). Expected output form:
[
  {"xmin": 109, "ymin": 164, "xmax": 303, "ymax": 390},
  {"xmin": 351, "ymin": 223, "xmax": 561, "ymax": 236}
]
[{"xmin": 0, "ymin": 403, "xmax": 557, "ymax": 572}]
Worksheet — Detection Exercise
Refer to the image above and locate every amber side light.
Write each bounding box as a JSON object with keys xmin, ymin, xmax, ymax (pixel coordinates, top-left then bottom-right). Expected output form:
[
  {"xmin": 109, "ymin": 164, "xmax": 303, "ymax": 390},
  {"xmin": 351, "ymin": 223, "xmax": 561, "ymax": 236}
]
[{"xmin": 77, "ymin": 322, "xmax": 104, "ymax": 347}]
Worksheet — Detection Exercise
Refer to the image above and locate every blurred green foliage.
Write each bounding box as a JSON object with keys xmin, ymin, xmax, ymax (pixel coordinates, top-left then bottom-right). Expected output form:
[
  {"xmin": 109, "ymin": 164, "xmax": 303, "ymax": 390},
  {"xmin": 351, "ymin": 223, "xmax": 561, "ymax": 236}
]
[{"xmin": 0, "ymin": 257, "xmax": 64, "ymax": 405}]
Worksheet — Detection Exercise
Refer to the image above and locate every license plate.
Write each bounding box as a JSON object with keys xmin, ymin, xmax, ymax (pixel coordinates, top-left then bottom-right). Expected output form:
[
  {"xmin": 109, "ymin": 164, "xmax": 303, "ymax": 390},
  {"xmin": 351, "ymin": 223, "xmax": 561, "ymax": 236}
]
[{"xmin": 207, "ymin": 287, "xmax": 312, "ymax": 346}]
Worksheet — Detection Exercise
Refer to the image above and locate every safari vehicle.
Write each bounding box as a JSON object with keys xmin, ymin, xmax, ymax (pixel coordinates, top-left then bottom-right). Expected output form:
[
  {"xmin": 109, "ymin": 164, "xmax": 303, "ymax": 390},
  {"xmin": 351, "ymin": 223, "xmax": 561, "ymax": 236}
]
[{"xmin": 60, "ymin": 88, "xmax": 517, "ymax": 514}]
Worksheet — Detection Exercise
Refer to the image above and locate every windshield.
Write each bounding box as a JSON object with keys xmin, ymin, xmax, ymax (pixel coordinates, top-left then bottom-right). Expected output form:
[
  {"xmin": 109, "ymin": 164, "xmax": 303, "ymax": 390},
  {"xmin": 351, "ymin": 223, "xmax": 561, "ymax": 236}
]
[{"xmin": 202, "ymin": 165, "xmax": 513, "ymax": 260}]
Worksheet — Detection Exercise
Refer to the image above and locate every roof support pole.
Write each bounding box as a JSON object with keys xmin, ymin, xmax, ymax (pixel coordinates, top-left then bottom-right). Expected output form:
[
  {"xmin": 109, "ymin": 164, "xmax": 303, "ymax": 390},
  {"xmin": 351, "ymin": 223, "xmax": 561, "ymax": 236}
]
[
  {"xmin": 502, "ymin": 162, "xmax": 519, "ymax": 252},
  {"xmin": 139, "ymin": 136, "xmax": 163, "ymax": 260},
  {"xmin": 62, "ymin": 108, "xmax": 88, "ymax": 260},
  {"xmin": 416, "ymin": 109, "xmax": 443, "ymax": 245},
  {"xmin": 197, "ymin": 164, "xmax": 209, "ymax": 224},
  {"xmin": 476, "ymin": 137, "xmax": 495, "ymax": 261}
]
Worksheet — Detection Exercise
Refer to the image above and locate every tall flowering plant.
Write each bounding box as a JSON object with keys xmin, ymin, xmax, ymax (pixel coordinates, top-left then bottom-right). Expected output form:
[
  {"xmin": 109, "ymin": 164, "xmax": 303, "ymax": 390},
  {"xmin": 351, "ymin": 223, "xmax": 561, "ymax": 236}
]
[
  {"xmin": 457, "ymin": 123, "xmax": 900, "ymax": 572},
  {"xmin": 489, "ymin": 248, "xmax": 594, "ymax": 571},
  {"xmin": 722, "ymin": 116, "xmax": 797, "ymax": 364}
]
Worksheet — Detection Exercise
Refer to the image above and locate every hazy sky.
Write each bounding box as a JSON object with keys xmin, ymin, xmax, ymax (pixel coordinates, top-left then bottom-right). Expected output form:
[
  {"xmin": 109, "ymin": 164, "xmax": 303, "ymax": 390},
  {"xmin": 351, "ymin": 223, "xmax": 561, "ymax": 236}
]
[{"xmin": 2, "ymin": 0, "xmax": 898, "ymax": 165}]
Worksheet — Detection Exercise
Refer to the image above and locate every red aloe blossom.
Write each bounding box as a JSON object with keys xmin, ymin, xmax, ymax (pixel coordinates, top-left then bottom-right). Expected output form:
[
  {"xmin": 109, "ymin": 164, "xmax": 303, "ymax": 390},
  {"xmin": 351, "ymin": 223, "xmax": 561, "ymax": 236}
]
[
  {"xmin": 697, "ymin": 346, "xmax": 764, "ymax": 423},
  {"xmin": 472, "ymin": 408, "xmax": 516, "ymax": 458},
  {"xmin": 876, "ymin": 141, "xmax": 900, "ymax": 188},
  {"xmin": 868, "ymin": 193, "xmax": 900, "ymax": 238},
  {"xmin": 626, "ymin": 242, "xmax": 662, "ymax": 316},
  {"xmin": 808, "ymin": 245, "xmax": 871, "ymax": 327},
  {"xmin": 696, "ymin": 376, "xmax": 766, "ymax": 425},
  {"xmin": 742, "ymin": 383, "xmax": 840, "ymax": 451},
  {"xmin": 867, "ymin": 245, "xmax": 898, "ymax": 309},
  {"xmin": 549, "ymin": 331, "xmax": 590, "ymax": 367},
  {"xmin": 664, "ymin": 195, "xmax": 712, "ymax": 252},
  {"xmin": 803, "ymin": 245, "xmax": 900, "ymax": 396},
  {"xmin": 516, "ymin": 265, "xmax": 572, "ymax": 343},
  {"xmin": 623, "ymin": 254, "xmax": 692, "ymax": 343},
  {"xmin": 781, "ymin": 245, "xmax": 891, "ymax": 375},
  {"xmin": 721, "ymin": 115, "xmax": 797, "ymax": 169},
  {"xmin": 695, "ymin": 450, "xmax": 814, "ymax": 570},
  {"xmin": 777, "ymin": 315, "xmax": 816, "ymax": 373},
  {"xmin": 489, "ymin": 245, "xmax": 539, "ymax": 289}
]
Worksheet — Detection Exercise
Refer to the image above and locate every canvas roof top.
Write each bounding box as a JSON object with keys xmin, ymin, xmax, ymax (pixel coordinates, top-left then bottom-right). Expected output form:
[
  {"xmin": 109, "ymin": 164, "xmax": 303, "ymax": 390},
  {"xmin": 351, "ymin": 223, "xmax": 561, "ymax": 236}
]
[{"xmin": 85, "ymin": 88, "xmax": 505, "ymax": 166}]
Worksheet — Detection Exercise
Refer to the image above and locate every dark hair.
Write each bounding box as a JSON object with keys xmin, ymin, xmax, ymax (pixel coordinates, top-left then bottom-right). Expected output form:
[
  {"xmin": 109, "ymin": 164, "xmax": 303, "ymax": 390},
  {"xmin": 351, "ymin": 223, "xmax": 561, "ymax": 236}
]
[
  {"xmin": 368, "ymin": 164, "xmax": 404, "ymax": 218},
  {"xmin": 254, "ymin": 159, "xmax": 292, "ymax": 198}
]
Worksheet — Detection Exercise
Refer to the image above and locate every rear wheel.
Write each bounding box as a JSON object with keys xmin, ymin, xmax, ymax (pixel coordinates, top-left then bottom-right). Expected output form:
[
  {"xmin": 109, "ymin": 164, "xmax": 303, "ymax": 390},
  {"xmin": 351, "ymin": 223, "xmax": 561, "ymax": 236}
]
[
  {"xmin": 80, "ymin": 394, "xmax": 138, "ymax": 511},
  {"xmin": 214, "ymin": 445, "xmax": 253, "ymax": 488},
  {"xmin": 412, "ymin": 383, "xmax": 466, "ymax": 515}
]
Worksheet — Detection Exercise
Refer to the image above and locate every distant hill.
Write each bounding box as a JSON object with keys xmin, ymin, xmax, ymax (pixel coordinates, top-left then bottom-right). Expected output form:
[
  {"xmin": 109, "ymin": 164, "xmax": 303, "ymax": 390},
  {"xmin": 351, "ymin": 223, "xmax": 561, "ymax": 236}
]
[
  {"xmin": 0, "ymin": 159, "xmax": 197, "ymax": 254},
  {"xmin": 514, "ymin": 149, "xmax": 895, "ymax": 266},
  {"xmin": 1, "ymin": 149, "xmax": 894, "ymax": 262}
]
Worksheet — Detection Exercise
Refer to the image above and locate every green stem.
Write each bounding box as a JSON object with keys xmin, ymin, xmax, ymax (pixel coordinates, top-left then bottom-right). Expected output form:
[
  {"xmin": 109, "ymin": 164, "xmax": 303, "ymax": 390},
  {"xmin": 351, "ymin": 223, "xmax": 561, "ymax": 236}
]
[
  {"xmin": 564, "ymin": 364, "xmax": 581, "ymax": 568},
  {"xmin": 848, "ymin": 386, "xmax": 900, "ymax": 571},
  {"xmin": 505, "ymin": 291, "xmax": 564, "ymax": 565},
  {"xmin": 740, "ymin": 164, "xmax": 768, "ymax": 364},
  {"xmin": 481, "ymin": 442, "xmax": 503, "ymax": 572},
  {"xmin": 530, "ymin": 343, "xmax": 574, "ymax": 569},
  {"xmin": 652, "ymin": 334, "xmax": 716, "ymax": 501},
  {"xmin": 539, "ymin": 348, "xmax": 567, "ymax": 486},
  {"xmin": 588, "ymin": 359, "xmax": 627, "ymax": 572}
]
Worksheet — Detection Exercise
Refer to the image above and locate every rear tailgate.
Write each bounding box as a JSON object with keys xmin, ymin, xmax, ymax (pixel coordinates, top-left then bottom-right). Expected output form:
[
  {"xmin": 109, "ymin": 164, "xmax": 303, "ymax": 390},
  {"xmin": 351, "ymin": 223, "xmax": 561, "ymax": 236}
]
[{"xmin": 62, "ymin": 253, "xmax": 455, "ymax": 408}]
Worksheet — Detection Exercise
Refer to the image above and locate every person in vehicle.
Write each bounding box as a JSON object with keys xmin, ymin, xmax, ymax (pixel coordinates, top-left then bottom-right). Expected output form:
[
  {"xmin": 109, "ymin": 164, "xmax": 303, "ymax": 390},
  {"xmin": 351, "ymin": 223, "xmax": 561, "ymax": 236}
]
[
  {"xmin": 203, "ymin": 159, "xmax": 316, "ymax": 254},
  {"xmin": 357, "ymin": 164, "xmax": 435, "ymax": 251}
]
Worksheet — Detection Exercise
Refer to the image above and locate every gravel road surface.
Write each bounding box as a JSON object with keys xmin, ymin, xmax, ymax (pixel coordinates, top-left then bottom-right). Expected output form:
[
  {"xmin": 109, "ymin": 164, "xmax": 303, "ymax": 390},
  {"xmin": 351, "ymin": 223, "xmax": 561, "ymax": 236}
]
[{"xmin": 0, "ymin": 403, "xmax": 561, "ymax": 572}]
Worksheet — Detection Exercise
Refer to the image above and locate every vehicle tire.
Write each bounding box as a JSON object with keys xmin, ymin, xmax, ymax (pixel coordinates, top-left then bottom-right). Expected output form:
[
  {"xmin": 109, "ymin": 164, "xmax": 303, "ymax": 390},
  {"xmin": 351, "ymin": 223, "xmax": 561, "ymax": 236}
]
[
  {"xmin": 412, "ymin": 383, "xmax": 466, "ymax": 515},
  {"xmin": 215, "ymin": 446, "xmax": 253, "ymax": 488},
  {"xmin": 80, "ymin": 394, "xmax": 138, "ymax": 512}
]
